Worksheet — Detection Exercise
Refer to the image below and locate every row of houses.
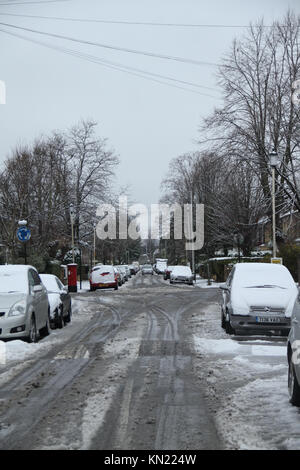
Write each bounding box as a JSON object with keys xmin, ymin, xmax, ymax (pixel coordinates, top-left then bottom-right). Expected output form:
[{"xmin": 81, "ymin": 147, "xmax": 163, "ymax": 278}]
[{"xmin": 256, "ymin": 210, "xmax": 300, "ymax": 251}]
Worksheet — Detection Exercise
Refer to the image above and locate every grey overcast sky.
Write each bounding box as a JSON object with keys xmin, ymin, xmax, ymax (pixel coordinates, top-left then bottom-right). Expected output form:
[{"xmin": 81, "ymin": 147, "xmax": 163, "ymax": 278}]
[{"xmin": 1, "ymin": 0, "xmax": 300, "ymax": 205}]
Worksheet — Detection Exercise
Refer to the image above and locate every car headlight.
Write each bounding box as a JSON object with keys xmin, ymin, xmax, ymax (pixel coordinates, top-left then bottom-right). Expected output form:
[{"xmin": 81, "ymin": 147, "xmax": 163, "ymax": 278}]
[
  {"xmin": 231, "ymin": 303, "xmax": 249, "ymax": 316},
  {"xmin": 8, "ymin": 299, "xmax": 26, "ymax": 317}
]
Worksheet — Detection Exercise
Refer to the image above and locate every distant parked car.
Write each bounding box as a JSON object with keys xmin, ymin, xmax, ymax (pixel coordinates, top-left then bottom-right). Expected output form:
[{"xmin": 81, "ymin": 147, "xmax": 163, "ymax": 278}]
[
  {"xmin": 220, "ymin": 263, "xmax": 298, "ymax": 336},
  {"xmin": 142, "ymin": 264, "xmax": 154, "ymax": 275},
  {"xmin": 114, "ymin": 267, "xmax": 123, "ymax": 286},
  {"xmin": 156, "ymin": 260, "xmax": 168, "ymax": 274},
  {"xmin": 170, "ymin": 266, "xmax": 193, "ymax": 285},
  {"xmin": 0, "ymin": 265, "xmax": 50, "ymax": 342},
  {"xmin": 132, "ymin": 262, "xmax": 140, "ymax": 273},
  {"xmin": 90, "ymin": 265, "xmax": 118, "ymax": 291},
  {"xmin": 123, "ymin": 265, "xmax": 131, "ymax": 279},
  {"xmin": 40, "ymin": 274, "xmax": 72, "ymax": 329},
  {"xmin": 117, "ymin": 265, "xmax": 128, "ymax": 282},
  {"xmin": 129, "ymin": 264, "xmax": 137, "ymax": 275},
  {"xmin": 164, "ymin": 266, "xmax": 175, "ymax": 280}
]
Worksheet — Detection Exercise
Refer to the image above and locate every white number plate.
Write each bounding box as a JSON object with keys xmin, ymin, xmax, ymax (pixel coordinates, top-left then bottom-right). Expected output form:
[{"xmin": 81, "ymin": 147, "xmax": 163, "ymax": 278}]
[{"xmin": 256, "ymin": 316, "xmax": 282, "ymax": 323}]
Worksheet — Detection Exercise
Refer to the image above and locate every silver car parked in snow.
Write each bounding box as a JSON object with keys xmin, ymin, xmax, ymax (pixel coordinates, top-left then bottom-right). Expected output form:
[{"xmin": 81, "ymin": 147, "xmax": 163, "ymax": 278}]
[
  {"xmin": 288, "ymin": 290, "xmax": 300, "ymax": 406},
  {"xmin": 220, "ymin": 263, "xmax": 297, "ymax": 336},
  {"xmin": 0, "ymin": 265, "xmax": 50, "ymax": 342}
]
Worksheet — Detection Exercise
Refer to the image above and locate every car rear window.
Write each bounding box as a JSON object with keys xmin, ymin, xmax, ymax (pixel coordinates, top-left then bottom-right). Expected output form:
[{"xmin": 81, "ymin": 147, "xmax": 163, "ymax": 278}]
[
  {"xmin": 40, "ymin": 274, "xmax": 59, "ymax": 292},
  {"xmin": 0, "ymin": 271, "xmax": 28, "ymax": 294},
  {"xmin": 95, "ymin": 266, "xmax": 114, "ymax": 274}
]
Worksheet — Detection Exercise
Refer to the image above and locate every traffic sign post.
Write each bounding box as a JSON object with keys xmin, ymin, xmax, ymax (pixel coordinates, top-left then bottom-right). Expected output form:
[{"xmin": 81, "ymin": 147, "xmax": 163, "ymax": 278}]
[
  {"xmin": 17, "ymin": 226, "xmax": 31, "ymax": 243},
  {"xmin": 17, "ymin": 225, "xmax": 31, "ymax": 265}
]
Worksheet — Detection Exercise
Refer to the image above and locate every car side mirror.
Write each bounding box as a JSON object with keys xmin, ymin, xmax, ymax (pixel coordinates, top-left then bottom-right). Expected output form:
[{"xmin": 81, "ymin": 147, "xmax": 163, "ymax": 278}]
[
  {"xmin": 33, "ymin": 285, "xmax": 43, "ymax": 293},
  {"xmin": 219, "ymin": 284, "xmax": 230, "ymax": 292}
]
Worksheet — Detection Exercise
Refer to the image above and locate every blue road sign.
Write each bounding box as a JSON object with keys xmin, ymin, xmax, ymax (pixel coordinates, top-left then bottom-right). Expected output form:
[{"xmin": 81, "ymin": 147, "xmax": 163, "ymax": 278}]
[{"xmin": 17, "ymin": 226, "xmax": 31, "ymax": 242}]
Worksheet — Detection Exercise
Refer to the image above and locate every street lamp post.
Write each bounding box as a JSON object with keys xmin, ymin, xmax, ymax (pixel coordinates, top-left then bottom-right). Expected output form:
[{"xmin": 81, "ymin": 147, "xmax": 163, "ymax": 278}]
[
  {"xmin": 190, "ymin": 190, "xmax": 195, "ymax": 280},
  {"xmin": 269, "ymin": 149, "xmax": 280, "ymax": 259},
  {"xmin": 233, "ymin": 232, "xmax": 244, "ymax": 263},
  {"xmin": 69, "ymin": 204, "xmax": 75, "ymax": 264},
  {"xmin": 93, "ymin": 222, "xmax": 96, "ymax": 267}
]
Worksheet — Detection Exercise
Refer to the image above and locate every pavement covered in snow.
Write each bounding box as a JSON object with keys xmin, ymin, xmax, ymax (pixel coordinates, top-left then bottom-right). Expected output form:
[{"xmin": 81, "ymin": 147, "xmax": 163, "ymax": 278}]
[{"xmin": 195, "ymin": 279, "xmax": 223, "ymax": 288}]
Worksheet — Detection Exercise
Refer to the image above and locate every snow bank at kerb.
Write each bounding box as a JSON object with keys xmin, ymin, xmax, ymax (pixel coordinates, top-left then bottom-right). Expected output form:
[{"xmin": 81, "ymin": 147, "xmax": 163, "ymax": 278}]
[{"xmin": 0, "ymin": 340, "xmax": 48, "ymax": 363}]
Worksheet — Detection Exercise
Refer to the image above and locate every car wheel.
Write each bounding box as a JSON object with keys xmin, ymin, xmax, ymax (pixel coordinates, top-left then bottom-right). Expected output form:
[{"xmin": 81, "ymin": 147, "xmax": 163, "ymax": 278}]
[
  {"xmin": 90, "ymin": 285, "xmax": 96, "ymax": 292},
  {"xmin": 225, "ymin": 312, "xmax": 235, "ymax": 335},
  {"xmin": 65, "ymin": 304, "xmax": 72, "ymax": 323},
  {"xmin": 40, "ymin": 307, "xmax": 51, "ymax": 338},
  {"xmin": 114, "ymin": 283, "xmax": 118, "ymax": 291},
  {"xmin": 27, "ymin": 315, "xmax": 37, "ymax": 343},
  {"xmin": 221, "ymin": 310, "xmax": 226, "ymax": 329},
  {"xmin": 57, "ymin": 307, "xmax": 64, "ymax": 329},
  {"xmin": 288, "ymin": 354, "xmax": 300, "ymax": 406}
]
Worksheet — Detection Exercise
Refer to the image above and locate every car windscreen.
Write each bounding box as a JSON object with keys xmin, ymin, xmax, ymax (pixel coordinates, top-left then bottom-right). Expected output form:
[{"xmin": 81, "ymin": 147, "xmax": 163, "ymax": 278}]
[
  {"xmin": 236, "ymin": 268, "xmax": 294, "ymax": 289},
  {"xmin": 143, "ymin": 265, "xmax": 152, "ymax": 269},
  {"xmin": 0, "ymin": 272, "xmax": 28, "ymax": 293},
  {"xmin": 172, "ymin": 267, "xmax": 192, "ymax": 276}
]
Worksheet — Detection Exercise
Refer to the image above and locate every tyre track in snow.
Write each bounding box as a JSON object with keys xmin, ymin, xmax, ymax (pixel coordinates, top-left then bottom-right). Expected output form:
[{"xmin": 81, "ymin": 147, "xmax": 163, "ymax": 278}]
[{"xmin": 88, "ymin": 278, "xmax": 223, "ymax": 450}]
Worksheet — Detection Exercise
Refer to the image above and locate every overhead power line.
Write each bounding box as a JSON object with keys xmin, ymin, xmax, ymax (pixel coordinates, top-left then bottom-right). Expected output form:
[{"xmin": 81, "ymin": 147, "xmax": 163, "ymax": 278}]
[
  {"xmin": 0, "ymin": 0, "xmax": 70, "ymax": 5},
  {"xmin": 0, "ymin": 27, "xmax": 220, "ymax": 97},
  {"xmin": 0, "ymin": 21, "xmax": 219, "ymax": 67},
  {"xmin": 0, "ymin": 12, "xmax": 272, "ymax": 28}
]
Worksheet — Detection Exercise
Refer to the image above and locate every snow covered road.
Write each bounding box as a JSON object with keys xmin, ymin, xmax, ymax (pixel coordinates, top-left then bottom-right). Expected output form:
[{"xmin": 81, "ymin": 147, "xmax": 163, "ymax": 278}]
[{"xmin": 0, "ymin": 273, "xmax": 298, "ymax": 450}]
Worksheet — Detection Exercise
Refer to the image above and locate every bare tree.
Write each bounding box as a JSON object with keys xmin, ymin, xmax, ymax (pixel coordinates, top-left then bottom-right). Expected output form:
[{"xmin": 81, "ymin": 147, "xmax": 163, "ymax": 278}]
[
  {"xmin": 0, "ymin": 120, "xmax": 120, "ymax": 266},
  {"xmin": 203, "ymin": 11, "xmax": 300, "ymax": 214},
  {"xmin": 67, "ymin": 120, "xmax": 119, "ymax": 244}
]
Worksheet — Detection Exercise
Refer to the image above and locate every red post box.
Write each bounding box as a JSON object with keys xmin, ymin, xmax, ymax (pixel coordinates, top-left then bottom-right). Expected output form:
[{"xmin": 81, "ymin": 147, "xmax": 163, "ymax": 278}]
[{"xmin": 67, "ymin": 263, "xmax": 77, "ymax": 292}]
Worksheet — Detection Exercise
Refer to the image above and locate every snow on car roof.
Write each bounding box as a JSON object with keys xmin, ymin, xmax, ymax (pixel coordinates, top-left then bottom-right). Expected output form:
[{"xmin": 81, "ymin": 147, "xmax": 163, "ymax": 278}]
[
  {"xmin": 235, "ymin": 263, "xmax": 291, "ymax": 275},
  {"xmin": 0, "ymin": 264, "xmax": 33, "ymax": 273}
]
